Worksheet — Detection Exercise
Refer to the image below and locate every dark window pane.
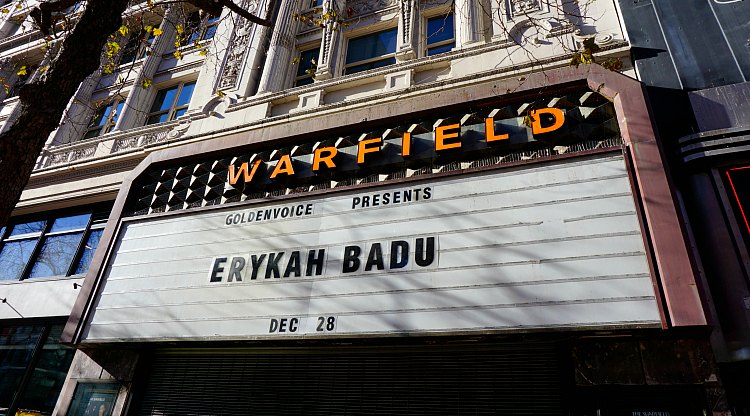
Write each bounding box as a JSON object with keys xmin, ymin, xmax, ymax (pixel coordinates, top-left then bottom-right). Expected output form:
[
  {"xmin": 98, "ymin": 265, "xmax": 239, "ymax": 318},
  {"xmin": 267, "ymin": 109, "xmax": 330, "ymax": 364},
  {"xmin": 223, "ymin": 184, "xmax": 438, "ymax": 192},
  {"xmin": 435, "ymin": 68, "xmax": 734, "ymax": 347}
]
[
  {"xmin": 173, "ymin": 108, "xmax": 188, "ymax": 119},
  {"xmin": 50, "ymin": 213, "xmax": 90, "ymax": 233},
  {"xmin": 203, "ymin": 24, "xmax": 218, "ymax": 40},
  {"xmin": 83, "ymin": 128, "xmax": 103, "ymax": 139},
  {"xmin": 344, "ymin": 57, "xmax": 396, "ymax": 75},
  {"xmin": 0, "ymin": 325, "xmax": 45, "ymax": 409},
  {"xmin": 10, "ymin": 221, "xmax": 46, "ymax": 237},
  {"xmin": 295, "ymin": 76, "xmax": 314, "ymax": 87},
  {"xmin": 175, "ymin": 82, "xmax": 196, "ymax": 107},
  {"xmin": 111, "ymin": 101, "xmax": 125, "ymax": 125},
  {"xmin": 0, "ymin": 239, "xmax": 38, "ymax": 280},
  {"xmin": 27, "ymin": 232, "xmax": 84, "ymax": 278},
  {"xmin": 150, "ymin": 86, "xmax": 179, "ymax": 113},
  {"xmin": 297, "ymin": 48, "xmax": 319, "ymax": 77},
  {"xmin": 346, "ymin": 29, "xmax": 397, "ymax": 64},
  {"xmin": 74, "ymin": 229, "xmax": 104, "ymax": 275},
  {"xmin": 90, "ymin": 104, "xmax": 111, "ymax": 128},
  {"xmin": 427, "ymin": 43, "xmax": 454, "ymax": 56},
  {"xmin": 427, "ymin": 14, "xmax": 454, "ymax": 45},
  {"xmin": 147, "ymin": 113, "xmax": 169, "ymax": 125},
  {"xmin": 186, "ymin": 11, "xmax": 203, "ymax": 43},
  {"xmin": 15, "ymin": 325, "xmax": 75, "ymax": 415}
]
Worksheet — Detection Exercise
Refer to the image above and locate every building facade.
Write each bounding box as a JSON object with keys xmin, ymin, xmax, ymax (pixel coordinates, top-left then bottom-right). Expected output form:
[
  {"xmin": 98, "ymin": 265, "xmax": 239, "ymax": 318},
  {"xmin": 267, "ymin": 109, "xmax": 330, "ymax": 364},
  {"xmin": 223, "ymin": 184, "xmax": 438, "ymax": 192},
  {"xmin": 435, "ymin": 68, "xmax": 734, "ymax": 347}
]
[
  {"xmin": 617, "ymin": 1, "xmax": 750, "ymax": 414},
  {"xmin": 0, "ymin": 0, "xmax": 733, "ymax": 414}
]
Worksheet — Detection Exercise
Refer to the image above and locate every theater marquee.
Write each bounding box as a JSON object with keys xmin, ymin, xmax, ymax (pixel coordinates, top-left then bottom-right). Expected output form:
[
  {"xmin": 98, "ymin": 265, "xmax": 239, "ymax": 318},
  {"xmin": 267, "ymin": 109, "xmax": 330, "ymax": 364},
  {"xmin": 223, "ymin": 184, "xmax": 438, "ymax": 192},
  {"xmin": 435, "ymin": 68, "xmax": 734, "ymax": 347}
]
[{"xmin": 82, "ymin": 154, "xmax": 661, "ymax": 342}]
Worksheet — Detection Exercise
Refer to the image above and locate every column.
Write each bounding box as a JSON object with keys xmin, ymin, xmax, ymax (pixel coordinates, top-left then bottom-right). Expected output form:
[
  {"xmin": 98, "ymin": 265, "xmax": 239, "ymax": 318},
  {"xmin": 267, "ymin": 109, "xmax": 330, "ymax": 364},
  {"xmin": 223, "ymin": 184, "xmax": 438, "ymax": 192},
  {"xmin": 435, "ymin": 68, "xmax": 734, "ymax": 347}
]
[
  {"xmin": 396, "ymin": 0, "xmax": 419, "ymax": 61},
  {"xmin": 256, "ymin": 0, "xmax": 302, "ymax": 93},
  {"xmin": 47, "ymin": 71, "xmax": 102, "ymax": 145},
  {"xmin": 115, "ymin": 6, "xmax": 178, "ymax": 130},
  {"xmin": 454, "ymin": 0, "xmax": 485, "ymax": 47},
  {"xmin": 314, "ymin": 0, "xmax": 345, "ymax": 80}
]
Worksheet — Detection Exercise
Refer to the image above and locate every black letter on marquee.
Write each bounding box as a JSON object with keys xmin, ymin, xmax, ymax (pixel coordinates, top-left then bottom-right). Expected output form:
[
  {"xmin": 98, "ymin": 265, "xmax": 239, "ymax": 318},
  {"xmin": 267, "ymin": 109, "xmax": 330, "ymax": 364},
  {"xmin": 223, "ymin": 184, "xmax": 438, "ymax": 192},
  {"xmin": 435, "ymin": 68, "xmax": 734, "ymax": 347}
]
[
  {"xmin": 284, "ymin": 251, "xmax": 302, "ymax": 278},
  {"xmin": 415, "ymin": 237, "xmax": 435, "ymax": 267},
  {"xmin": 250, "ymin": 254, "xmax": 266, "ymax": 280},
  {"xmin": 342, "ymin": 246, "xmax": 361, "ymax": 273},
  {"xmin": 306, "ymin": 249, "xmax": 326, "ymax": 276},
  {"xmin": 390, "ymin": 240, "xmax": 409, "ymax": 269},
  {"xmin": 266, "ymin": 252, "xmax": 284, "ymax": 279},
  {"xmin": 210, "ymin": 257, "xmax": 227, "ymax": 282},
  {"xmin": 227, "ymin": 257, "xmax": 246, "ymax": 282},
  {"xmin": 365, "ymin": 243, "xmax": 385, "ymax": 271}
]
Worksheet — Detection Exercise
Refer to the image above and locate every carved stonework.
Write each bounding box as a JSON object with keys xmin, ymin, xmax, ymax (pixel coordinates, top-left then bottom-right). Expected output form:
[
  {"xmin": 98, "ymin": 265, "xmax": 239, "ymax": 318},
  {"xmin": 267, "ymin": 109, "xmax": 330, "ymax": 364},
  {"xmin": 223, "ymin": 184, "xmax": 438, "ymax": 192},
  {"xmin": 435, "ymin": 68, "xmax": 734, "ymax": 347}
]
[
  {"xmin": 68, "ymin": 145, "xmax": 97, "ymax": 163},
  {"xmin": 347, "ymin": 0, "xmax": 398, "ymax": 17},
  {"xmin": 112, "ymin": 136, "xmax": 139, "ymax": 152},
  {"xmin": 510, "ymin": 0, "xmax": 541, "ymax": 16},
  {"xmin": 401, "ymin": 0, "xmax": 412, "ymax": 44},
  {"xmin": 140, "ymin": 131, "xmax": 169, "ymax": 147},
  {"xmin": 216, "ymin": 0, "xmax": 260, "ymax": 91}
]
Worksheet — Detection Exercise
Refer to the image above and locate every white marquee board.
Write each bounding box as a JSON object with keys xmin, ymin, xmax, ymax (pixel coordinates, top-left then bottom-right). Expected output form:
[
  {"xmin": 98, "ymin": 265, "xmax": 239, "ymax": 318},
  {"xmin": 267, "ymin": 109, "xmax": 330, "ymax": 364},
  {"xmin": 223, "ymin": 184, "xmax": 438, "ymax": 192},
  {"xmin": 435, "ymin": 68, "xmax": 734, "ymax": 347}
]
[{"xmin": 83, "ymin": 154, "xmax": 662, "ymax": 342}]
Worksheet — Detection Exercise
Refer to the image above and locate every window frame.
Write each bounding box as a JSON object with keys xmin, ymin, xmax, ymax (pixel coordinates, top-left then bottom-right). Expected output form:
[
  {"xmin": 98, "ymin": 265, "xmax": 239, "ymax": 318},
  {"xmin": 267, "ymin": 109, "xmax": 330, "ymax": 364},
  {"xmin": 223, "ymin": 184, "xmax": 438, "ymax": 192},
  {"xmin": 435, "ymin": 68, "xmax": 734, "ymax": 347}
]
[
  {"xmin": 343, "ymin": 27, "xmax": 398, "ymax": 76},
  {"xmin": 119, "ymin": 28, "xmax": 156, "ymax": 65},
  {"xmin": 424, "ymin": 12, "xmax": 456, "ymax": 57},
  {"xmin": 83, "ymin": 98, "xmax": 125, "ymax": 139},
  {"xmin": 0, "ymin": 206, "xmax": 110, "ymax": 282},
  {"xmin": 145, "ymin": 80, "xmax": 196, "ymax": 125},
  {"xmin": 185, "ymin": 10, "xmax": 221, "ymax": 43},
  {"xmin": 294, "ymin": 47, "xmax": 320, "ymax": 87}
]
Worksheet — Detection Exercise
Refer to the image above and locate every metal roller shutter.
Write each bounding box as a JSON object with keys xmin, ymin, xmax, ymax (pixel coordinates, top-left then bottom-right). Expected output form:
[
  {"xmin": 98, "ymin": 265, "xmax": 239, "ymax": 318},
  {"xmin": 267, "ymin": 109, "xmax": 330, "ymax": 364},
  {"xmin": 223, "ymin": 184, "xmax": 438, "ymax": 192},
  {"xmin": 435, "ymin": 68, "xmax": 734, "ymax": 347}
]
[{"xmin": 136, "ymin": 343, "xmax": 564, "ymax": 416}]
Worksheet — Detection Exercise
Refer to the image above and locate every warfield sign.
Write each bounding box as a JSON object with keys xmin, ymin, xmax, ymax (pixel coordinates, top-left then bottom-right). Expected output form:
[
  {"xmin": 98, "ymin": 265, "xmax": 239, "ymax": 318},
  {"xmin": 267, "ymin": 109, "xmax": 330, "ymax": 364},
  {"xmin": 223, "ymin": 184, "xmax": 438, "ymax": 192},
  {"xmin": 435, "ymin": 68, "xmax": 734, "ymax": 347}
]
[
  {"xmin": 82, "ymin": 154, "xmax": 661, "ymax": 343},
  {"xmin": 226, "ymin": 108, "xmax": 566, "ymax": 187}
]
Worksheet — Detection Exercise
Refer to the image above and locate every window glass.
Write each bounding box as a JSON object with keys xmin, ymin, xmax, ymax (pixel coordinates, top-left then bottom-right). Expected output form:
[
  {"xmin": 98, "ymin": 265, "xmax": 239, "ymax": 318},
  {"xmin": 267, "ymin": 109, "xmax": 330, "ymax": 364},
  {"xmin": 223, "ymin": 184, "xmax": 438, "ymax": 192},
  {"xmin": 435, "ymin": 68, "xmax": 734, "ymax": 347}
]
[
  {"xmin": 0, "ymin": 325, "xmax": 45, "ymax": 410},
  {"xmin": 0, "ymin": 207, "xmax": 110, "ymax": 281},
  {"xmin": 87, "ymin": 100, "xmax": 126, "ymax": 139},
  {"xmin": 74, "ymin": 229, "xmax": 104, "ymax": 275},
  {"xmin": 10, "ymin": 221, "xmax": 46, "ymax": 237},
  {"xmin": 50, "ymin": 213, "xmax": 90, "ymax": 233},
  {"xmin": 187, "ymin": 11, "xmax": 221, "ymax": 42},
  {"xmin": 203, "ymin": 16, "xmax": 219, "ymax": 40},
  {"xmin": 346, "ymin": 29, "xmax": 397, "ymax": 65},
  {"xmin": 295, "ymin": 48, "xmax": 319, "ymax": 86},
  {"xmin": 15, "ymin": 325, "xmax": 76, "ymax": 415},
  {"xmin": 426, "ymin": 13, "xmax": 455, "ymax": 56},
  {"xmin": 28, "ymin": 233, "xmax": 85, "ymax": 278},
  {"xmin": 146, "ymin": 112, "xmax": 170, "ymax": 125},
  {"xmin": 175, "ymin": 81, "xmax": 195, "ymax": 107},
  {"xmin": 0, "ymin": 240, "xmax": 37, "ymax": 280},
  {"xmin": 150, "ymin": 86, "xmax": 179, "ymax": 113},
  {"xmin": 146, "ymin": 82, "xmax": 195, "ymax": 125}
]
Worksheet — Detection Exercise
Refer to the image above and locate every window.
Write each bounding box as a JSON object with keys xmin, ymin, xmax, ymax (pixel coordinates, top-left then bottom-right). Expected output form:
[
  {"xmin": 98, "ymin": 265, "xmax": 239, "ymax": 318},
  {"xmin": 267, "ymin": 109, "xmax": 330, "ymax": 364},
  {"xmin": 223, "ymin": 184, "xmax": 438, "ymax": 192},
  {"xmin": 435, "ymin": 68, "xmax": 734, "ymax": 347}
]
[
  {"xmin": 146, "ymin": 81, "xmax": 195, "ymax": 125},
  {"xmin": 4, "ymin": 65, "xmax": 35, "ymax": 99},
  {"xmin": 0, "ymin": 324, "xmax": 75, "ymax": 416},
  {"xmin": 344, "ymin": 28, "xmax": 397, "ymax": 75},
  {"xmin": 186, "ymin": 10, "xmax": 221, "ymax": 42},
  {"xmin": 307, "ymin": 0, "xmax": 323, "ymax": 8},
  {"xmin": 425, "ymin": 13, "xmax": 455, "ymax": 56},
  {"xmin": 295, "ymin": 48, "xmax": 319, "ymax": 86},
  {"xmin": 0, "ymin": 207, "xmax": 109, "ymax": 281},
  {"xmin": 83, "ymin": 99, "xmax": 125, "ymax": 139},
  {"xmin": 120, "ymin": 29, "xmax": 155, "ymax": 64}
]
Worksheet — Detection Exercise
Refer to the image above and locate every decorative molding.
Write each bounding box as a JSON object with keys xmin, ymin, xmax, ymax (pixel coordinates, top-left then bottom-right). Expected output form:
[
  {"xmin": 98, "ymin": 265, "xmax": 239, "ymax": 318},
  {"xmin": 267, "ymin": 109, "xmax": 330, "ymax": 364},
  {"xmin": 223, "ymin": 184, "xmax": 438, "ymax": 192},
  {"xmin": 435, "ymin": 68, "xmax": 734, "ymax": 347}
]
[
  {"xmin": 347, "ymin": 0, "xmax": 399, "ymax": 18},
  {"xmin": 510, "ymin": 0, "xmax": 542, "ymax": 17},
  {"xmin": 216, "ymin": 0, "xmax": 260, "ymax": 91}
]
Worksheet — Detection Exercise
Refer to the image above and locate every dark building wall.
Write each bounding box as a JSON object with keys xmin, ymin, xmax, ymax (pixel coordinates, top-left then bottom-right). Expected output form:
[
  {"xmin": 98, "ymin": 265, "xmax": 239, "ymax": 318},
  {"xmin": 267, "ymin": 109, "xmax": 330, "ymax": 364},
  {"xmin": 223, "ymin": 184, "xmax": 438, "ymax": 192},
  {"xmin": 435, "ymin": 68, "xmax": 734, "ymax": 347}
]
[{"xmin": 619, "ymin": 0, "xmax": 750, "ymax": 91}]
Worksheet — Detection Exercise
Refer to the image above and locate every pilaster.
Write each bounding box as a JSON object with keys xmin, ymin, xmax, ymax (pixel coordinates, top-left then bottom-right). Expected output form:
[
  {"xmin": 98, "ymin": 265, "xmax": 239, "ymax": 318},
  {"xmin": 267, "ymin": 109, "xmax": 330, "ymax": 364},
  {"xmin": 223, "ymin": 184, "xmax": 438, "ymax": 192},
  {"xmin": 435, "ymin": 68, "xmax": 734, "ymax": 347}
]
[
  {"xmin": 395, "ymin": 0, "xmax": 419, "ymax": 61},
  {"xmin": 454, "ymin": 0, "xmax": 485, "ymax": 47},
  {"xmin": 313, "ymin": 0, "xmax": 345, "ymax": 80},
  {"xmin": 256, "ymin": 0, "xmax": 302, "ymax": 93},
  {"xmin": 115, "ymin": 6, "xmax": 178, "ymax": 130}
]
